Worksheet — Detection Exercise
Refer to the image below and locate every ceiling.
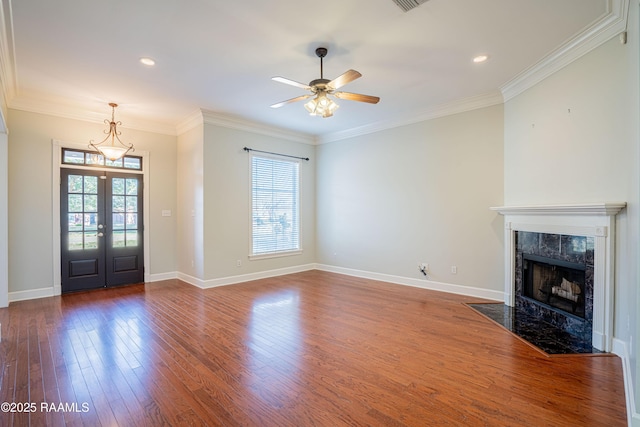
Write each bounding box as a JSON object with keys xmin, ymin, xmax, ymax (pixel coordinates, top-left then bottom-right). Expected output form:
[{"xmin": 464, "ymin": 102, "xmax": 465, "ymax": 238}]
[{"xmin": 4, "ymin": 0, "xmax": 625, "ymax": 142}]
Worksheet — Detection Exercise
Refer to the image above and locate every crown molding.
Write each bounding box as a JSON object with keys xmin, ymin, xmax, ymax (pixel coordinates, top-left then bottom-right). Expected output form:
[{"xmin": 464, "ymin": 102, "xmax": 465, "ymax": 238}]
[
  {"xmin": 8, "ymin": 96, "xmax": 179, "ymax": 136},
  {"xmin": 500, "ymin": 0, "xmax": 629, "ymax": 102},
  {"xmin": 317, "ymin": 90, "xmax": 504, "ymax": 144},
  {"xmin": 175, "ymin": 109, "xmax": 204, "ymax": 135},
  {"xmin": 0, "ymin": 0, "xmax": 16, "ymax": 133},
  {"xmin": 200, "ymin": 109, "xmax": 316, "ymax": 144}
]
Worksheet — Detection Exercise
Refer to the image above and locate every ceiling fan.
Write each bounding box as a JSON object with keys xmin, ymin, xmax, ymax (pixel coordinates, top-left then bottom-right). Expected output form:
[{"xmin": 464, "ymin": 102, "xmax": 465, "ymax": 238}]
[{"xmin": 270, "ymin": 47, "xmax": 380, "ymax": 118}]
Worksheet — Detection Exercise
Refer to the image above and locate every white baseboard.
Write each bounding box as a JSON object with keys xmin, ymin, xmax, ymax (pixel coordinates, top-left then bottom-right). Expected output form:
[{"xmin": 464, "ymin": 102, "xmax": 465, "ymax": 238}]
[
  {"xmin": 612, "ymin": 338, "xmax": 637, "ymax": 427},
  {"xmin": 146, "ymin": 271, "xmax": 178, "ymax": 282},
  {"xmin": 315, "ymin": 264, "xmax": 504, "ymax": 301},
  {"xmin": 177, "ymin": 263, "xmax": 317, "ymax": 289},
  {"xmin": 9, "ymin": 286, "xmax": 55, "ymax": 303}
]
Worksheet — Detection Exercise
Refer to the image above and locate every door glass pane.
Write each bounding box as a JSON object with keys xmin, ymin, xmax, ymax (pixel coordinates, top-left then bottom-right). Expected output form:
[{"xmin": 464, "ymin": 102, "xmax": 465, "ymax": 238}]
[
  {"xmin": 126, "ymin": 231, "xmax": 138, "ymax": 247},
  {"xmin": 126, "ymin": 179, "xmax": 138, "ymax": 195},
  {"xmin": 84, "ymin": 232, "xmax": 98, "ymax": 249},
  {"xmin": 112, "ymin": 195, "xmax": 125, "ymax": 212},
  {"xmin": 126, "ymin": 197, "xmax": 137, "ymax": 212},
  {"xmin": 112, "ymin": 230, "xmax": 125, "ymax": 247},
  {"xmin": 68, "ymin": 214, "xmax": 83, "ymax": 231},
  {"xmin": 84, "ymin": 195, "xmax": 98, "ymax": 212},
  {"xmin": 68, "ymin": 175, "xmax": 83, "ymax": 193},
  {"xmin": 106, "ymin": 158, "xmax": 123, "ymax": 168},
  {"xmin": 86, "ymin": 153, "xmax": 104, "ymax": 165},
  {"xmin": 68, "ymin": 195, "xmax": 83, "ymax": 212},
  {"xmin": 65, "ymin": 173, "xmax": 103, "ymax": 251},
  {"xmin": 112, "ymin": 213, "xmax": 125, "ymax": 230},
  {"xmin": 84, "ymin": 213, "xmax": 98, "ymax": 231},
  {"xmin": 124, "ymin": 157, "xmax": 141, "ymax": 169},
  {"xmin": 112, "ymin": 178, "xmax": 125, "ymax": 195},
  {"xmin": 68, "ymin": 232, "xmax": 84, "ymax": 251},
  {"xmin": 84, "ymin": 176, "xmax": 98, "ymax": 194},
  {"xmin": 63, "ymin": 151, "xmax": 85, "ymax": 164},
  {"xmin": 126, "ymin": 213, "xmax": 137, "ymax": 229}
]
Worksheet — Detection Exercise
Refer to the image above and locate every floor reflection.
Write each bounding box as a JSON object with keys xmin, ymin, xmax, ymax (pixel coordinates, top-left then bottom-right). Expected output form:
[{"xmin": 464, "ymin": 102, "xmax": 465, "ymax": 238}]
[
  {"xmin": 60, "ymin": 289, "xmax": 152, "ymax": 394},
  {"xmin": 246, "ymin": 289, "xmax": 302, "ymax": 406}
]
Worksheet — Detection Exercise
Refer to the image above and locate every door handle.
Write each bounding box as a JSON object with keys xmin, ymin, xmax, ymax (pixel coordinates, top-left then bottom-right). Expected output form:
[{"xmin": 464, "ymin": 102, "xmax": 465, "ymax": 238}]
[{"xmin": 97, "ymin": 232, "xmax": 104, "ymax": 237}]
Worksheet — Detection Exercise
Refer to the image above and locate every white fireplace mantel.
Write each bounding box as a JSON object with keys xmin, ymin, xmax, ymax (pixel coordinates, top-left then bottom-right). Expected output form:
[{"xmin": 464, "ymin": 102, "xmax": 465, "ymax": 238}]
[
  {"xmin": 490, "ymin": 203, "xmax": 627, "ymax": 217},
  {"xmin": 490, "ymin": 202, "xmax": 626, "ymax": 352}
]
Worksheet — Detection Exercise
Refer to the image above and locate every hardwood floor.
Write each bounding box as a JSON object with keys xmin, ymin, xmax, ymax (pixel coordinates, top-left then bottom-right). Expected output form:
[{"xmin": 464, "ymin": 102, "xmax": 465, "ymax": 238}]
[{"xmin": 0, "ymin": 270, "xmax": 627, "ymax": 426}]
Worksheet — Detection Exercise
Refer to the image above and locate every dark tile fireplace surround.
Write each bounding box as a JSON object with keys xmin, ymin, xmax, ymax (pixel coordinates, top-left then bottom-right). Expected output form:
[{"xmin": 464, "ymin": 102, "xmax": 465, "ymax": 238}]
[{"xmin": 515, "ymin": 231, "xmax": 594, "ymax": 343}]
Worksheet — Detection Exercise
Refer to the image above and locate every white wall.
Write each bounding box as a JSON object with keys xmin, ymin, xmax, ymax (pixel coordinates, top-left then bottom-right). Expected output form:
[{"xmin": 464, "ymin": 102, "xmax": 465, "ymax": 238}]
[
  {"xmin": 503, "ymin": 20, "xmax": 640, "ymax": 421},
  {"xmin": 0, "ymin": 131, "xmax": 7, "ymax": 307},
  {"xmin": 201, "ymin": 122, "xmax": 316, "ymax": 281},
  {"xmin": 177, "ymin": 122, "xmax": 205, "ymax": 279},
  {"xmin": 316, "ymin": 105, "xmax": 505, "ymax": 294},
  {"xmin": 7, "ymin": 109, "xmax": 178, "ymax": 295}
]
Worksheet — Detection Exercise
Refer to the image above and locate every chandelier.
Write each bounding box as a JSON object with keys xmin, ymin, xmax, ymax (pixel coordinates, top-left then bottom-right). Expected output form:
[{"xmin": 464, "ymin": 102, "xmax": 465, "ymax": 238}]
[{"xmin": 89, "ymin": 103, "xmax": 134, "ymax": 161}]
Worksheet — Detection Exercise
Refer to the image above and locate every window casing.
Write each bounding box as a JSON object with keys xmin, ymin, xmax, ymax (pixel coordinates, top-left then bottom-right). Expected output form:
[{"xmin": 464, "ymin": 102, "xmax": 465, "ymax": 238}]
[{"xmin": 250, "ymin": 154, "xmax": 301, "ymax": 258}]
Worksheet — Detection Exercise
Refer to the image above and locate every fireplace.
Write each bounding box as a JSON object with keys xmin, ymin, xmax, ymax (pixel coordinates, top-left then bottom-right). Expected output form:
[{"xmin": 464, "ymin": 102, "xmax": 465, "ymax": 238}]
[
  {"xmin": 523, "ymin": 254, "xmax": 586, "ymax": 318},
  {"xmin": 491, "ymin": 203, "xmax": 626, "ymax": 352},
  {"xmin": 514, "ymin": 232, "xmax": 593, "ymax": 342}
]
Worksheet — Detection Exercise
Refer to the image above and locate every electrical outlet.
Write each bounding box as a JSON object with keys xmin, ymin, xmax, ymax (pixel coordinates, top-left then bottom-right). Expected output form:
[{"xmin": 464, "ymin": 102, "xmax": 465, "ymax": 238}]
[
  {"xmin": 451, "ymin": 266, "xmax": 457, "ymax": 274},
  {"xmin": 236, "ymin": 259, "xmax": 242, "ymax": 267}
]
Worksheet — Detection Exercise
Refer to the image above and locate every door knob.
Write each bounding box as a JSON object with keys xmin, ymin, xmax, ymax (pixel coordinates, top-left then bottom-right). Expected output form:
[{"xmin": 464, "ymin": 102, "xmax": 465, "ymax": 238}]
[
  {"xmin": 97, "ymin": 232, "xmax": 104, "ymax": 237},
  {"xmin": 98, "ymin": 224, "xmax": 104, "ymax": 229}
]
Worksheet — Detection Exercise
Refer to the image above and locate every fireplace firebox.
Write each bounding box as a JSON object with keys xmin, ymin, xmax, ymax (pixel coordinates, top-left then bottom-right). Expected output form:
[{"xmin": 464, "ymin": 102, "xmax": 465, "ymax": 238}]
[{"xmin": 522, "ymin": 254, "xmax": 586, "ymax": 318}]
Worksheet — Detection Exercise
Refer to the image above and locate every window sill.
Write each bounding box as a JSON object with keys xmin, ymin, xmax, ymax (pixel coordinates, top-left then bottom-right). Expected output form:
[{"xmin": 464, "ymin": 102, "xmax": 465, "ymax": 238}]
[{"xmin": 249, "ymin": 249, "xmax": 303, "ymax": 261}]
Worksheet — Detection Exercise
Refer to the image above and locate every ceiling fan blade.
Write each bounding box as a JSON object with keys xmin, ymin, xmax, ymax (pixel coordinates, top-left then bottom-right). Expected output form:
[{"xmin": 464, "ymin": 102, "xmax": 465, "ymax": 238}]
[
  {"xmin": 272, "ymin": 76, "xmax": 311, "ymax": 90},
  {"xmin": 327, "ymin": 69, "xmax": 361, "ymax": 90},
  {"xmin": 270, "ymin": 94, "xmax": 313, "ymax": 109},
  {"xmin": 333, "ymin": 91, "xmax": 380, "ymax": 104}
]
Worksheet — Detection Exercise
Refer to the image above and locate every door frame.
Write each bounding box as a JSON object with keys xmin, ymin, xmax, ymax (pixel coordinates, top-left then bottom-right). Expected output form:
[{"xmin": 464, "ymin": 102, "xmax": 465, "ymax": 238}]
[{"xmin": 52, "ymin": 139, "xmax": 150, "ymax": 296}]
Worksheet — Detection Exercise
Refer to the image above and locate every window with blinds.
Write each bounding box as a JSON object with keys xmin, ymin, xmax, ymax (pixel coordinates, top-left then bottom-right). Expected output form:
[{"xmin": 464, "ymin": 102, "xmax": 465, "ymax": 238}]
[{"xmin": 250, "ymin": 154, "xmax": 301, "ymax": 257}]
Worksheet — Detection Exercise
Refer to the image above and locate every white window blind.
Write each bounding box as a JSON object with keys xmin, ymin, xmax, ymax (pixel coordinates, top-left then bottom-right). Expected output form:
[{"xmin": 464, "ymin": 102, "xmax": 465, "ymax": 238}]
[{"xmin": 250, "ymin": 154, "xmax": 300, "ymax": 257}]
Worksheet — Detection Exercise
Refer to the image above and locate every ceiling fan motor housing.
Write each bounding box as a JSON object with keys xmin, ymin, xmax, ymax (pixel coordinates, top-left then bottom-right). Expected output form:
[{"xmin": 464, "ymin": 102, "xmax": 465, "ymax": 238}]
[
  {"xmin": 309, "ymin": 78, "xmax": 330, "ymax": 91},
  {"xmin": 315, "ymin": 47, "xmax": 328, "ymax": 58}
]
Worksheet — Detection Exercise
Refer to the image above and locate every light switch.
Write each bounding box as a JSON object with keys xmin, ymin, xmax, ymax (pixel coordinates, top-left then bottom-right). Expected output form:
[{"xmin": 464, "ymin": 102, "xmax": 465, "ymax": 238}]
[{"xmin": 161, "ymin": 210, "xmax": 172, "ymax": 217}]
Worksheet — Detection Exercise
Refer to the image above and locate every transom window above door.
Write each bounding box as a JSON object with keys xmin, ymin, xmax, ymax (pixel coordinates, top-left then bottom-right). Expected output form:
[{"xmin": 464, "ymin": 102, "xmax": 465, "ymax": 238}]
[{"xmin": 62, "ymin": 148, "xmax": 142, "ymax": 171}]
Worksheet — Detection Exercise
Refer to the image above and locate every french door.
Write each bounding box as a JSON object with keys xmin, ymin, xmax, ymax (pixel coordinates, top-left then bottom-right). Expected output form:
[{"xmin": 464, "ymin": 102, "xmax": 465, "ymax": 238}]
[{"xmin": 61, "ymin": 169, "xmax": 144, "ymax": 292}]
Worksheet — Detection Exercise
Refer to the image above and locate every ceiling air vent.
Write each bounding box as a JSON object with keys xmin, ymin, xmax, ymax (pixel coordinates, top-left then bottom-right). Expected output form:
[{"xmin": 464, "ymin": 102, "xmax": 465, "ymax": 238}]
[{"xmin": 391, "ymin": 0, "xmax": 430, "ymax": 12}]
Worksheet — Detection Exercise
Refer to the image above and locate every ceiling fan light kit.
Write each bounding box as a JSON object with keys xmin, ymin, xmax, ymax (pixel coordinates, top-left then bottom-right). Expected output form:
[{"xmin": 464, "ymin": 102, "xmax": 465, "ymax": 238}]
[
  {"xmin": 304, "ymin": 91, "xmax": 339, "ymax": 118},
  {"xmin": 271, "ymin": 47, "xmax": 379, "ymax": 118}
]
